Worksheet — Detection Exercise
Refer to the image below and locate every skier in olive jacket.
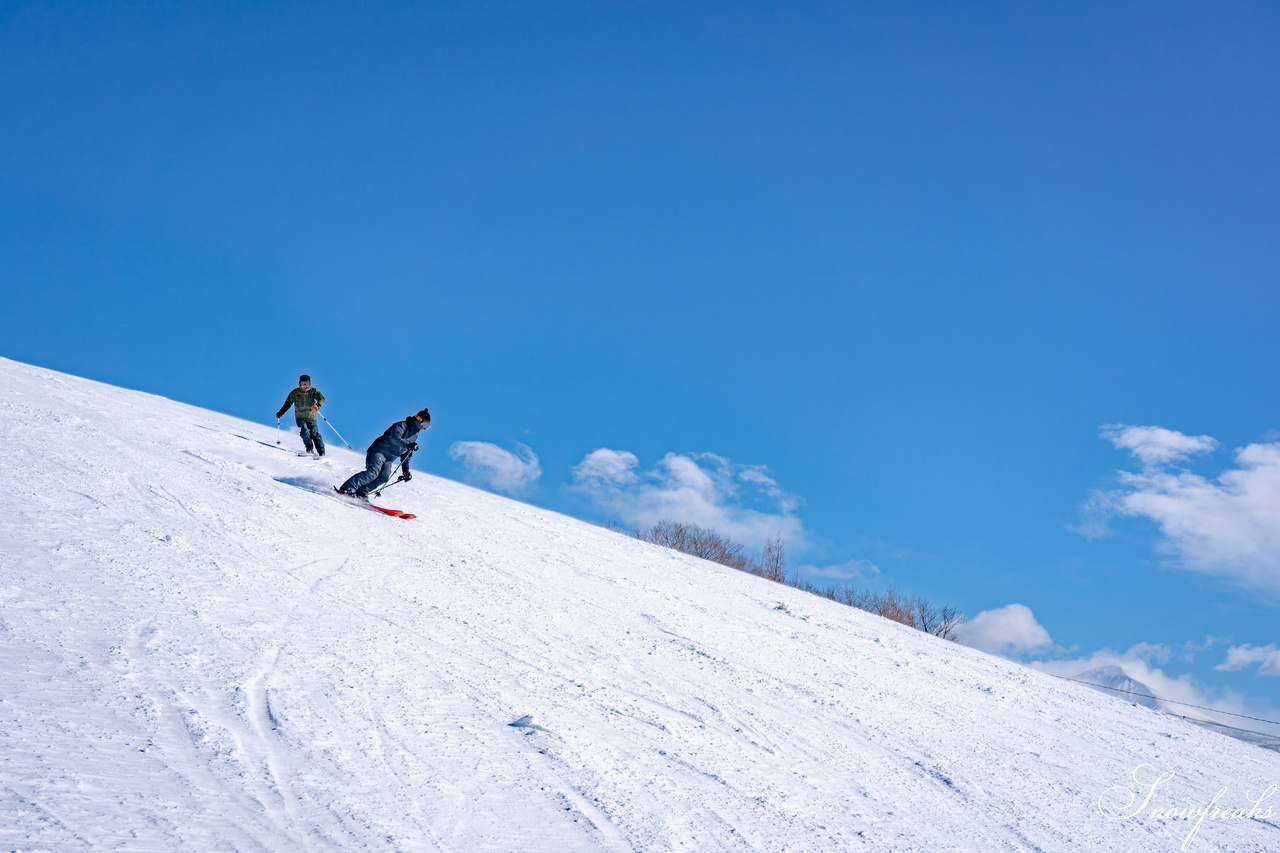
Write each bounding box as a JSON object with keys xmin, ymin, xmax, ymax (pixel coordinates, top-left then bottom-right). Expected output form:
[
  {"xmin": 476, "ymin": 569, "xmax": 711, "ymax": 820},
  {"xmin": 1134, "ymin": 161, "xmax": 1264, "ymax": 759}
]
[
  {"xmin": 276, "ymin": 375, "xmax": 326, "ymax": 456},
  {"xmin": 337, "ymin": 408, "xmax": 431, "ymax": 499}
]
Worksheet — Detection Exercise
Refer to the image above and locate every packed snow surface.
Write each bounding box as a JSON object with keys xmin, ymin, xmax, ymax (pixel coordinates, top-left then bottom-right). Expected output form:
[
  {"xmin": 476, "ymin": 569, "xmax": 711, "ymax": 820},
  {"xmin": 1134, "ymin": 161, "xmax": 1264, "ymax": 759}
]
[{"xmin": 2, "ymin": 356, "xmax": 1278, "ymax": 852}]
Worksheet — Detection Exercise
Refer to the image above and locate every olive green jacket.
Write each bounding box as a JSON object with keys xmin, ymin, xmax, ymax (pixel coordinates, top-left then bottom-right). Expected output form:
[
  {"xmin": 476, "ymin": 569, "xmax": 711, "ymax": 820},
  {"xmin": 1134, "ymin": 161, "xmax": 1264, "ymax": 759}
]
[{"xmin": 277, "ymin": 386, "xmax": 325, "ymax": 420}]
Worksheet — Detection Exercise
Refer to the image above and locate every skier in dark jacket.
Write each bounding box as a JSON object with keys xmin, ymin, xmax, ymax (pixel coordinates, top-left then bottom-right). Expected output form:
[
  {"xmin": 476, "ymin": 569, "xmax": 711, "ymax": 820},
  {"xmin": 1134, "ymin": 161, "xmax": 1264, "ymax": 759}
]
[
  {"xmin": 337, "ymin": 408, "xmax": 431, "ymax": 499},
  {"xmin": 276, "ymin": 375, "xmax": 326, "ymax": 456}
]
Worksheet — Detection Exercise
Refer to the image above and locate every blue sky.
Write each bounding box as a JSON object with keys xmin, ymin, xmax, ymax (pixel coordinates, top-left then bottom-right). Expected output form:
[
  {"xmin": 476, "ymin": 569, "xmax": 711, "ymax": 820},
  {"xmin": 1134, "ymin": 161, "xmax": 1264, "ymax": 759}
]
[{"xmin": 4, "ymin": 2, "xmax": 1280, "ymax": 727}]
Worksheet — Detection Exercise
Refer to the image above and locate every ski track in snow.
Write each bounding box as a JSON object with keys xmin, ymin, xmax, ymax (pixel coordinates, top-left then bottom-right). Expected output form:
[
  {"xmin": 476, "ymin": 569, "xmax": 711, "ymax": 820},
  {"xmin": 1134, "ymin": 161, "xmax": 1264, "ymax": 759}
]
[{"xmin": 2, "ymin": 356, "xmax": 1280, "ymax": 852}]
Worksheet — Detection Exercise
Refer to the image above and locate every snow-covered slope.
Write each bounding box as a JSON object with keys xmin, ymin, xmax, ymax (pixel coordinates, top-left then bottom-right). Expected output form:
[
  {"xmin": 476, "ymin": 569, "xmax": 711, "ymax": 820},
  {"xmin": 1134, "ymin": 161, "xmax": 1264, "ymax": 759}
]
[{"xmin": 2, "ymin": 356, "xmax": 1277, "ymax": 852}]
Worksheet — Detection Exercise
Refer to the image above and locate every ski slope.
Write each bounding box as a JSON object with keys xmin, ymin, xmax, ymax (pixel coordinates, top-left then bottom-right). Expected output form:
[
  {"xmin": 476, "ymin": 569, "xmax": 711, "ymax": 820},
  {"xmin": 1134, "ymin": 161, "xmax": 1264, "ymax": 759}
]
[{"xmin": 2, "ymin": 356, "xmax": 1277, "ymax": 852}]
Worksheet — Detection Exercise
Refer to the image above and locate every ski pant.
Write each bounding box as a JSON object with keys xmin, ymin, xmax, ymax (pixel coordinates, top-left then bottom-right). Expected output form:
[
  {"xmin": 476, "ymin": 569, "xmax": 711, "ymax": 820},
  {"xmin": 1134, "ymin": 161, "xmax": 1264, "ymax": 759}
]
[
  {"xmin": 297, "ymin": 417, "xmax": 324, "ymax": 453},
  {"xmin": 340, "ymin": 449, "xmax": 400, "ymax": 495}
]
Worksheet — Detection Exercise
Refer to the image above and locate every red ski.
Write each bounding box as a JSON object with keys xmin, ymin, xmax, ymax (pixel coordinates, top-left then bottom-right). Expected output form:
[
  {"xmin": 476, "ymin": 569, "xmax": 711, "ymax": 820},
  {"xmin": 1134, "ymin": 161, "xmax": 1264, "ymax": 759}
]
[
  {"xmin": 333, "ymin": 487, "xmax": 416, "ymax": 519},
  {"xmin": 368, "ymin": 503, "xmax": 416, "ymax": 520}
]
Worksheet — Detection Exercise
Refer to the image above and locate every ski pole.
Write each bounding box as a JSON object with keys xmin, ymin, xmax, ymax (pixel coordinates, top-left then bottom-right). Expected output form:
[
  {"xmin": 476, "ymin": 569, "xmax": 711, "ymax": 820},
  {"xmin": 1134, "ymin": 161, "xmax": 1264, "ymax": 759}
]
[
  {"xmin": 318, "ymin": 411, "xmax": 354, "ymax": 448},
  {"xmin": 372, "ymin": 452, "xmax": 414, "ymax": 497},
  {"xmin": 276, "ymin": 418, "xmax": 281, "ymax": 445},
  {"xmin": 372, "ymin": 476, "xmax": 407, "ymax": 498}
]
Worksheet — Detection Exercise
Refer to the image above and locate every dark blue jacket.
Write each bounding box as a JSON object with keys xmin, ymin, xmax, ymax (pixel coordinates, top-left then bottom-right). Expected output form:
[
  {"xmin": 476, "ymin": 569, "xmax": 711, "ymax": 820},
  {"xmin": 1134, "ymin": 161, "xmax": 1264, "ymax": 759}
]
[{"xmin": 368, "ymin": 417, "xmax": 424, "ymax": 467}]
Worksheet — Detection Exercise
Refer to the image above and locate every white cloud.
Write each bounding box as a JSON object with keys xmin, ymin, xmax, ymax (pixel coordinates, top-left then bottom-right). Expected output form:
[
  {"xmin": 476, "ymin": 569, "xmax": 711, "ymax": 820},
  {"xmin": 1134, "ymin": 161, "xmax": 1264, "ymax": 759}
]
[
  {"xmin": 1218, "ymin": 644, "xmax": 1280, "ymax": 676},
  {"xmin": 570, "ymin": 449, "xmax": 805, "ymax": 550},
  {"xmin": 1029, "ymin": 645, "xmax": 1280, "ymax": 735},
  {"xmin": 1101, "ymin": 424, "xmax": 1218, "ymax": 469},
  {"xmin": 573, "ymin": 448, "xmax": 640, "ymax": 486},
  {"xmin": 1087, "ymin": 426, "xmax": 1280, "ymax": 592},
  {"xmin": 1178, "ymin": 635, "xmax": 1224, "ymax": 663},
  {"xmin": 448, "ymin": 441, "xmax": 542, "ymax": 495},
  {"xmin": 797, "ymin": 559, "xmax": 881, "ymax": 582},
  {"xmin": 955, "ymin": 604, "xmax": 1053, "ymax": 657}
]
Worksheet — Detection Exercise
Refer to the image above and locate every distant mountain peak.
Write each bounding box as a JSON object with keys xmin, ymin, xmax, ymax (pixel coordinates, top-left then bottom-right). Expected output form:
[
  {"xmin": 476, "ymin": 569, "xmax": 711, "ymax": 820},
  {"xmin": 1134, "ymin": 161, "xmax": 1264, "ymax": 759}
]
[{"xmin": 1076, "ymin": 665, "xmax": 1159, "ymax": 709}]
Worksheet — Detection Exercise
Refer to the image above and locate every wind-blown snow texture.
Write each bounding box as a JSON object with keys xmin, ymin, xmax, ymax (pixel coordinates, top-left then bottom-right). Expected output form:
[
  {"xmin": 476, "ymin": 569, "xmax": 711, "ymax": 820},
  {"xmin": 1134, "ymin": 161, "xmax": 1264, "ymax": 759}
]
[{"xmin": 2, "ymin": 356, "xmax": 1277, "ymax": 852}]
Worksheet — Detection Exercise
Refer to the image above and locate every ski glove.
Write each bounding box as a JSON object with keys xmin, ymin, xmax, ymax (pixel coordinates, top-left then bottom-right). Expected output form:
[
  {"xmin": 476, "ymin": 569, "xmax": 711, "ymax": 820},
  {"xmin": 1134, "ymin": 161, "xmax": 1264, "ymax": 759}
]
[{"xmin": 408, "ymin": 442, "xmax": 419, "ymax": 452}]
